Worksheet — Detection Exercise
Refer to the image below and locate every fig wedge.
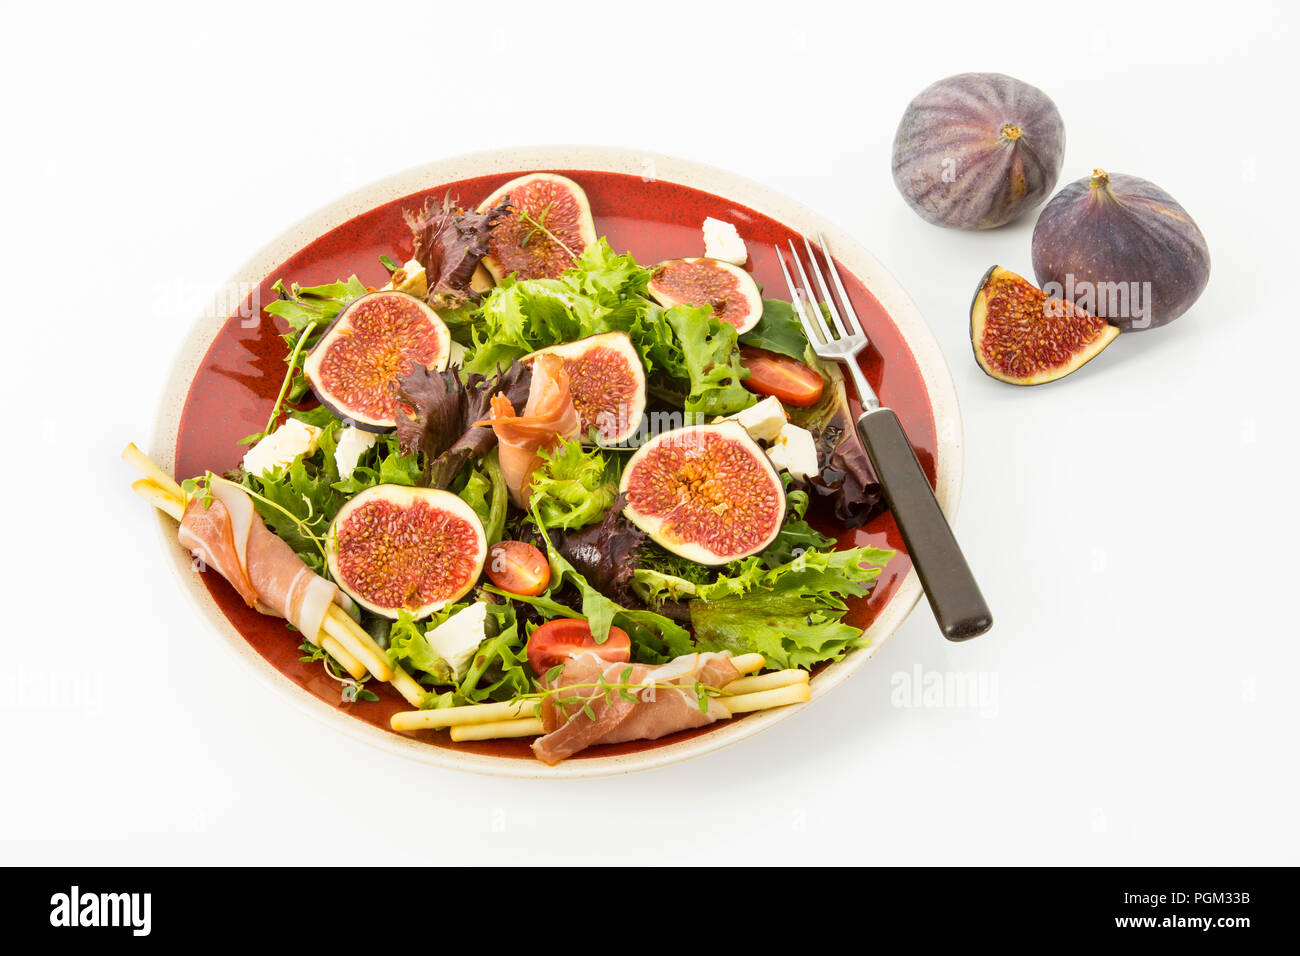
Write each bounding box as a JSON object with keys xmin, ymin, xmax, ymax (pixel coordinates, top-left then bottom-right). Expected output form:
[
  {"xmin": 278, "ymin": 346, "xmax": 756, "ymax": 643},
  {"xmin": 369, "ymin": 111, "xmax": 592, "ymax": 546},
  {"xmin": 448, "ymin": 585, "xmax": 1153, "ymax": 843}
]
[{"xmin": 971, "ymin": 265, "xmax": 1119, "ymax": 385}]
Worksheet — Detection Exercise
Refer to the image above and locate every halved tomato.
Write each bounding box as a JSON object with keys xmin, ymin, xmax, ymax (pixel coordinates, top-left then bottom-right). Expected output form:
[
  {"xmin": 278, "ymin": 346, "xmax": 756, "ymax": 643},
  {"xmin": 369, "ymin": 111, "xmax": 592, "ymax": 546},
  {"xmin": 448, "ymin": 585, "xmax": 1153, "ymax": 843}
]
[
  {"xmin": 485, "ymin": 541, "xmax": 550, "ymax": 596},
  {"xmin": 740, "ymin": 347, "xmax": 825, "ymax": 406},
  {"xmin": 526, "ymin": 619, "xmax": 631, "ymax": 677}
]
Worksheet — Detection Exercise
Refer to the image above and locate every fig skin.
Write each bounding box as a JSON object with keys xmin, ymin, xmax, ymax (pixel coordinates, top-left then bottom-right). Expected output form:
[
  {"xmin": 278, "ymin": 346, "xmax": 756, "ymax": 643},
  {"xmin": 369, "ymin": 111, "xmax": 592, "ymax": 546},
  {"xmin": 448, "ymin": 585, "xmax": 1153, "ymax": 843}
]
[
  {"xmin": 891, "ymin": 72, "xmax": 1065, "ymax": 230},
  {"xmin": 1031, "ymin": 170, "xmax": 1210, "ymax": 331}
]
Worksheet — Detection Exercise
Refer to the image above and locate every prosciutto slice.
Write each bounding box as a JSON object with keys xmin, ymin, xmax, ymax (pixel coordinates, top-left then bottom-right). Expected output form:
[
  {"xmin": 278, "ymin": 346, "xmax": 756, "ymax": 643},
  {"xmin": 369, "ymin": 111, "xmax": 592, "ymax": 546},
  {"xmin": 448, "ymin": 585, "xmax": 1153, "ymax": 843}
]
[
  {"xmin": 484, "ymin": 352, "xmax": 580, "ymax": 507},
  {"xmin": 531, "ymin": 651, "xmax": 742, "ymax": 765},
  {"xmin": 178, "ymin": 482, "xmax": 340, "ymax": 644}
]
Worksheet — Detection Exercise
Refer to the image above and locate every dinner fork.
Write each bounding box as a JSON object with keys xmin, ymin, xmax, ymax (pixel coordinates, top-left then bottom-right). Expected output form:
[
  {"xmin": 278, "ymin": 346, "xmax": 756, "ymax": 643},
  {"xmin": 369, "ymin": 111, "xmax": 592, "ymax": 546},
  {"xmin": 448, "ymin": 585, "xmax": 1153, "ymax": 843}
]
[{"xmin": 776, "ymin": 236, "xmax": 992, "ymax": 641}]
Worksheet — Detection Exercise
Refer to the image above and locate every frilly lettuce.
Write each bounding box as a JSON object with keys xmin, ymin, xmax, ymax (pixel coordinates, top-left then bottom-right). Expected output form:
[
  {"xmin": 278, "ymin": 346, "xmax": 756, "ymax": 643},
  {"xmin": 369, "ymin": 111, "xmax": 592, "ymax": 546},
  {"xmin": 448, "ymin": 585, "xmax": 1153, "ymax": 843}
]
[
  {"xmin": 528, "ymin": 440, "xmax": 618, "ymax": 531},
  {"xmin": 632, "ymin": 544, "xmax": 895, "ymax": 670},
  {"xmin": 464, "ymin": 240, "xmax": 754, "ymax": 419},
  {"xmin": 387, "ymin": 600, "xmax": 529, "ymax": 706}
]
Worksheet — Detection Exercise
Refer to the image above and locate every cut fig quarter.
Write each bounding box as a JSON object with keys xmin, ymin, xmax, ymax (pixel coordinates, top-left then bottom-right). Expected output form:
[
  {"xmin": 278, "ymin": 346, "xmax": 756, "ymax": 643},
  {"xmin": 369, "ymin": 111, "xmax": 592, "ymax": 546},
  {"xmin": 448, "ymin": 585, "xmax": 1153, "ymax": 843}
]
[
  {"xmin": 326, "ymin": 485, "xmax": 487, "ymax": 620},
  {"xmin": 524, "ymin": 332, "xmax": 647, "ymax": 445},
  {"xmin": 646, "ymin": 257, "xmax": 763, "ymax": 334},
  {"xmin": 618, "ymin": 421, "xmax": 785, "ymax": 565},
  {"xmin": 476, "ymin": 173, "xmax": 597, "ymax": 282},
  {"xmin": 970, "ymin": 265, "xmax": 1119, "ymax": 385},
  {"xmin": 302, "ymin": 290, "xmax": 451, "ymax": 430}
]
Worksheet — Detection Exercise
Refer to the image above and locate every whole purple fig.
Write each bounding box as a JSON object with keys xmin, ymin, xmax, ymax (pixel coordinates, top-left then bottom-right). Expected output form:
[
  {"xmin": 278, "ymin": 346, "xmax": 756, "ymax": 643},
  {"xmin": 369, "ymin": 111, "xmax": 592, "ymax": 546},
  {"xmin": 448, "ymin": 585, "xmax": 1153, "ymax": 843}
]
[
  {"xmin": 891, "ymin": 72, "xmax": 1065, "ymax": 229},
  {"xmin": 1031, "ymin": 170, "xmax": 1210, "ymax": 331}
]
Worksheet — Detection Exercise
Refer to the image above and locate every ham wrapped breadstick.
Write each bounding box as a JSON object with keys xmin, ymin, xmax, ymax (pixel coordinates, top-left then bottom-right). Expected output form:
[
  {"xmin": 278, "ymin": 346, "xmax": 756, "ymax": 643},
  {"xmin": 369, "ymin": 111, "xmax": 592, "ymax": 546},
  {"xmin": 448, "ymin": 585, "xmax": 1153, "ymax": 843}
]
[
  {"xmin": 177, "ymin": 482, "xmax": 346, "ymax": 651},
  {"xmin": 532, "ymin": 652, "xmax": 742, "ymax": 765}
]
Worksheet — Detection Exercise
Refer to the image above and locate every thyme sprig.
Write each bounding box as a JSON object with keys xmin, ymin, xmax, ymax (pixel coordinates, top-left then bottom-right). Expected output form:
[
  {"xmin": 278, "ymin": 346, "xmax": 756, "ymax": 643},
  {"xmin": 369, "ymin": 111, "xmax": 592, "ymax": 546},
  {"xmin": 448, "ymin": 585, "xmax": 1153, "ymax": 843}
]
[
  {"xmin": 519, "ymin": 669, "xmax": 729, "ymax": 720},
  {"xmin": 515, "ymin": 202, "xmax": 579, "ymax": 263}
]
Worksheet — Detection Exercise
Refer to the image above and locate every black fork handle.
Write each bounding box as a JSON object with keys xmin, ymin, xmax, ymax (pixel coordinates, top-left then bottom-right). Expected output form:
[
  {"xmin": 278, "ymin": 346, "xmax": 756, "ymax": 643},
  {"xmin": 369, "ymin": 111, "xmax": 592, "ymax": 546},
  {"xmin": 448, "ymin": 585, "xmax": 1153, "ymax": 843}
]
[{"xmin": 857, "ymin": 407, "xmax": 992, "ymax": 641}]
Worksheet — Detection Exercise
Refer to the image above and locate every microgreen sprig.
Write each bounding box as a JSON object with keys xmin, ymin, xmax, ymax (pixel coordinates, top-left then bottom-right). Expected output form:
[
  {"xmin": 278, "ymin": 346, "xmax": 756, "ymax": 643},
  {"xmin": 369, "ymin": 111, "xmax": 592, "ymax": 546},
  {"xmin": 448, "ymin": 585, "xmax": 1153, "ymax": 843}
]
[{"xmin": 515, "ymin": 202, "xmax": 578, "ymax": 263}]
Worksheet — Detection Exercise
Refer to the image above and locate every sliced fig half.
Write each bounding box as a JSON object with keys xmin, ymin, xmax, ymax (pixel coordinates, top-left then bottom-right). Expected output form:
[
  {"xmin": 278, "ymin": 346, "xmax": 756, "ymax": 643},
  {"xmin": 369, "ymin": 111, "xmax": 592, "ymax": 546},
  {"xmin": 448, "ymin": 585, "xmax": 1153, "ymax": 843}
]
[
  {"xmin": 326, "ymin": 485, "xmax": 486, "ymax": 620},
  {"xmin": 303, "ymin": 291, "xmax": 451, "ymax": 430},
  {"xmin": 619, "ymin": 421, "xmax": 785, "ymax": 565},
  {"xmin": 525, "ymin": 332, "xmax": 646, "ymax": 445},
  {"xmin": 477, "ymin": 173, "xmax": 597, "ymax": 282},
  {"xmin": 646, "ymin": 257, "xmax": 763, "ymax": 334},
  {"xmin": 970, "ymin": 265, "xmax": 1119, "ymax": 386}
]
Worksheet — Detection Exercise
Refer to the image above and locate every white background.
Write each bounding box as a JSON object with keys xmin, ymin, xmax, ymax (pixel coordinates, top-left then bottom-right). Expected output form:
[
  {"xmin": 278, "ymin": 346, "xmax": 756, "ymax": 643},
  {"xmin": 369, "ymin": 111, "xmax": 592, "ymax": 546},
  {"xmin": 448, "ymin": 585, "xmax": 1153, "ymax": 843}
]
[{"xmin": 4, "ymin": 0, "xmax": 1297, "ymax": 866}]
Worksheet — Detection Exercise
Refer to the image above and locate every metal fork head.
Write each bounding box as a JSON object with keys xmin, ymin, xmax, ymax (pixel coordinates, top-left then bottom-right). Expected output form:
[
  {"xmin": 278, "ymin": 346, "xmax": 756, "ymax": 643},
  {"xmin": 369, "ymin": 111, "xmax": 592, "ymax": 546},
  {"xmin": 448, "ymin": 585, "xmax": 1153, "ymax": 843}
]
[{"xmin": 775, "ymin": 234, "xmax": 880, "ymax": 410}]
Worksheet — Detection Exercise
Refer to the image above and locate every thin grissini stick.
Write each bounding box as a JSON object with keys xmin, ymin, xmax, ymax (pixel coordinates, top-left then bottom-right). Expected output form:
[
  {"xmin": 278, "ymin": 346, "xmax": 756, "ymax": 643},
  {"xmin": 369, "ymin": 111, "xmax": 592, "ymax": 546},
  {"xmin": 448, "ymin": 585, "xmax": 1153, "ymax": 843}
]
[
  {"xmin": 390, "ymin": 657, "xmax": 799, "ymax": 735},
  {"xmin": 391, "ymin": 697, "xmax": 539, "ymax": 731},
  {"xmin": 723, "ymin": 668, "xmax": 810, "ymax": 697},
  {"xmin": 124, "ymin": 445, "xmax": 387, "ymax": 688},
  {"xmin": 132, "ymin": 479, "xmax": 184, "ymax": 521},
  {"xmin": 721, "ymin": 682, "xmax": 811, "ymax": 715},
  {"xmin": 450, "ymin": 717, "xmax": 545, "ymax": 742},
  {"xmin": 122, "ymin": 443, "xmax": 185, "ymax": 501},
  {"xmin": 444, "ymin": 682, "xmax": 814, "ymax": 741},
  {"xmin": 322, "ymin": 605, "xmax": 394, "ymax": 682},
  {"xmin": 388, "ymin": 666, "xmax": 427, "ymax": 708}
]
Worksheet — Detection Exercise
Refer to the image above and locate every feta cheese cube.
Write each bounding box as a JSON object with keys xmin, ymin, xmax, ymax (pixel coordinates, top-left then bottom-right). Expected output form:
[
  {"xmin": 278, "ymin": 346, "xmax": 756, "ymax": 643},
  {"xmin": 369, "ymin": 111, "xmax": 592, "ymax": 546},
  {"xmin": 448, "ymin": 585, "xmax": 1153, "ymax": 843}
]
[
  {"xmin": 702, "ymin": 217, "xmax": 747, "ymax": 266},
  {"xmin": 333, "ymin": 425, "xmax": 379, "ymax": 480},
  {"xmin": 725, "ymin": 396, "xmax": 788, "ymax": 442},
  {"xmin": 381, "ymin": 258, "xmax": 428, "ymax": 298},
  {"xmin": 766, "ymin": 423, "xmax": 819, "ymax": 480},
  {"xmin": 425, "ymin": 602, "xmax": 488, "ymax": 681},
  {"xmin": 242, "ymin": 418, "xmax": 322, "ymax": 478}
]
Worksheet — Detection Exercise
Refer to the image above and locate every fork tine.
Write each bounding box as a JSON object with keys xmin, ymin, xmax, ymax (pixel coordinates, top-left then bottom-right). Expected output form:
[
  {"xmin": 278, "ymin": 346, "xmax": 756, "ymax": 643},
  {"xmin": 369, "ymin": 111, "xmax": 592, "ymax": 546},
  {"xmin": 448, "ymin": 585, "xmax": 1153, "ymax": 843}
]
[
  {"xmin": 802, "ymin": 235, "xmax": 851, "ymax": 339},
  {"xmin": 817, "ymin": 233, "xmax": 866, "ymax": 338},
  {"xmin": 787, "ymin": 240, "xmax": 835, "ymax": 343},
  {"xmin": 774, "ymin": 245, "xmax": 826, "ymax": 346}
]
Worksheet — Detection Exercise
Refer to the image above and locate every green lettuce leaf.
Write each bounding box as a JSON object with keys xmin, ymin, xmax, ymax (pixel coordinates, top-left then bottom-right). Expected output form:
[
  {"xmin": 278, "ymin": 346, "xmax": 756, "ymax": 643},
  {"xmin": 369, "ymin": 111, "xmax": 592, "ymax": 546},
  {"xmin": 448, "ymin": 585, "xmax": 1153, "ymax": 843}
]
[
  {"xmin": 455, "ymin": 448, "xmax": 507, "ymax": 545},
  {"xmin": 264, "ymin": 275, "xmax": 367, "ymax": 335},
  {"xmin": 739, "ymin": 298, "xmax": 810, "ymax": 361},
  {"xmin": 386, "ymin": 602, "xmax": 528, "ymax": 706},
  {"xmin": 633, "ymin": 544, "xmax": 894, "ymax": 670},
  {"xmin": 528, "ymin": 440, "xmax": 618, "ymax": 531}
]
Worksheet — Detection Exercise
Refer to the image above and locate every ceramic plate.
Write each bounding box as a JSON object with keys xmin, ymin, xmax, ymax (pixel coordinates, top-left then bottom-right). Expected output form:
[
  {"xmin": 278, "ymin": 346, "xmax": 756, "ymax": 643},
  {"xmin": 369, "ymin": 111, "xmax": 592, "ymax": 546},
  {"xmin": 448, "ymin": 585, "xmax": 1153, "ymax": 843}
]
[{"xmin": 150, "ymin": 146, "xmax": 962, "ymax": 777}]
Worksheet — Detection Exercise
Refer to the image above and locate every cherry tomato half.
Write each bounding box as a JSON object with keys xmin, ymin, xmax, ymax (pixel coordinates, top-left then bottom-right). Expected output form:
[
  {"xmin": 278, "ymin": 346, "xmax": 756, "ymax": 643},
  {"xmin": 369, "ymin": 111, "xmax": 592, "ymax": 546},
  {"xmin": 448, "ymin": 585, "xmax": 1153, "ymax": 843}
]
[
  {"xmin": 526, "ymin": 619, "xmax": 631, "ymax": 677},
  {"xmin": 485, "ymin": 541, "xmax": 550, "ymax": 596},
  {"xmin": 740, "ymin": 347, "xmax": 825, "ymax": 407}
]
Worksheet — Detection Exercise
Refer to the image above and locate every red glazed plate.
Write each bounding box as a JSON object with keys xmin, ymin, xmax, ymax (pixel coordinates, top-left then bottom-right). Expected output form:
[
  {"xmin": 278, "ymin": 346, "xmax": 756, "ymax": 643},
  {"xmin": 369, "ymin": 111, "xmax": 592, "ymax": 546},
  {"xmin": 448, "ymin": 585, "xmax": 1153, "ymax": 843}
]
[{"xmin": 151, "ymin": 147, "xmax": 963, "ymax": 777}]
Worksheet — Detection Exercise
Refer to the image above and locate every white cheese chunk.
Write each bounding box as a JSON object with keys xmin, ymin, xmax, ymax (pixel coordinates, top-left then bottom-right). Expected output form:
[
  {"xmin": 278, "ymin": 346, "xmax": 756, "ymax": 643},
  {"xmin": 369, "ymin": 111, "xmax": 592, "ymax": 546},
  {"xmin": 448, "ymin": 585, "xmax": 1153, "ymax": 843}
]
[
  {"xmin": 725, "ymin": 396, "xmax": 788, "ymax": 443},
  {"xmin": 333, "ymin": 425, "xmax": 379, "ymax": 480},
  {"xmin": 766, "ymin": 422, "xmax": 819, "ymax": 480},
  {"xmin": 702, "ymin": 217, "xmax": 747, "ymax": 266},
  {"xmin": 425, "ymin": 602, "xmax": 488, "ymax": 681},
  {"xmin": 446, "ymin": 339, "xmax": 466, "ymax": 369},
  {"xmin": 242, "ymin": 418, "xmax": 322, "ymax": 478},
  {"xmin": 380, "ymin": 258, "xmax": 428, "ymax": 297}
]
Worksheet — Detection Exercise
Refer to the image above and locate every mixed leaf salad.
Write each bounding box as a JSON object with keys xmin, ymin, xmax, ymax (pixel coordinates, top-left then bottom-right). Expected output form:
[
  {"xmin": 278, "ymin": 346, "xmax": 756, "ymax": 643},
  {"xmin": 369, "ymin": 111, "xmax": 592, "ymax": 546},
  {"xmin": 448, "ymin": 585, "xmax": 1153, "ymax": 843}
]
[{"xmin": 194, "ymin": 173, "xmax": 895, "ymax": 726}]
